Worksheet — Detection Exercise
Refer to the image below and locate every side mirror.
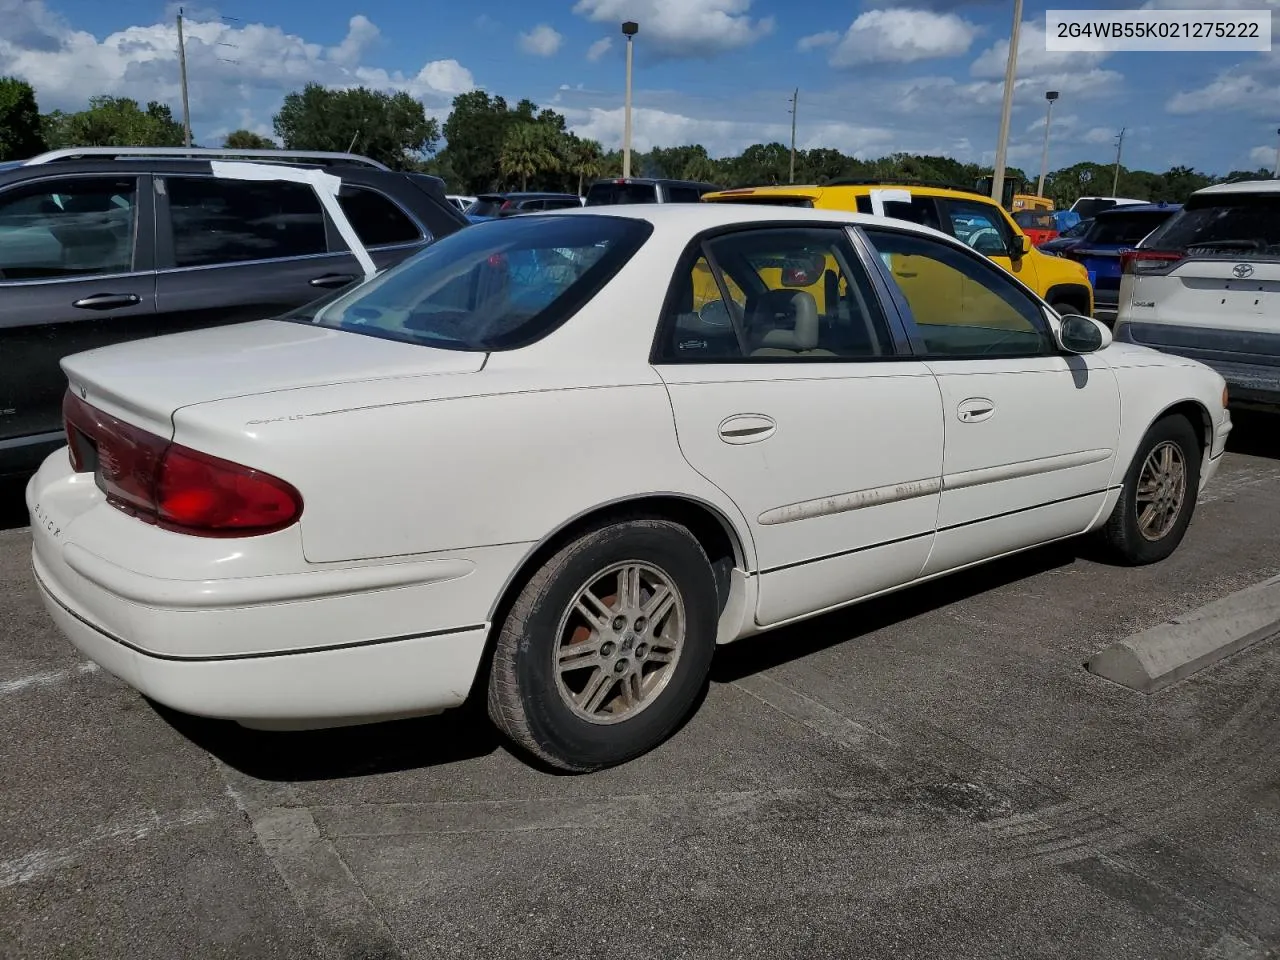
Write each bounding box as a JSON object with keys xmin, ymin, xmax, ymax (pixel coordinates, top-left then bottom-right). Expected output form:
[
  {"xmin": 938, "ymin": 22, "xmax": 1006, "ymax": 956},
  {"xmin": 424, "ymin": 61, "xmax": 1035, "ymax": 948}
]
[
  {"xmin": 1055, "ymin": 313, "xmax": 1112, "ymax": 354},
  {"xmin": 1017, "ymin": 235, "xmax": 1032, "ymax": 258}
]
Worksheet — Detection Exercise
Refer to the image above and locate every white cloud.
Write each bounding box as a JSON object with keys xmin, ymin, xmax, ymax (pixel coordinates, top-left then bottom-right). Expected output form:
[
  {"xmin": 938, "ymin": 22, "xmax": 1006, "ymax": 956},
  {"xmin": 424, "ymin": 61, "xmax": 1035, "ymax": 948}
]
[
  {"xmin": 571, "ymin": 0, "xmax": 774, "ymax": 58},
  {"xmin": 1248, "ymin": 144, "xmax": 1278, "ymax": 167},
  {"xmin": 828, "ymin": 9, "xmax": 980, "ymax": 66},
  {"xmin": 586, "ymin": 37, "xmax": 612, "ymax": 61},
  {"xmin": 518, "ymin": 24, "xmax": 563, "ymax": 57},
  {"xmin": 797, "ymin": 31, "xmax": 839, "ymax": 52},
  {"xmin": 1084, "ymin": 126, "xmax": 1117, "ymax": 144},
  {"xmin": 1142, "ymin": 0, "xmax": 1278, "ymax": 7},
  {"xmin": 1166, "ymin": 72, "xmax": 1277, "ymax": 113},
  {"xmin": 0, "ymin": 4, "xmax": 476, "ymax": 141},
  {"xmin": 971, "ymin": 20, "xmax": 1109, "ymax": 78}
]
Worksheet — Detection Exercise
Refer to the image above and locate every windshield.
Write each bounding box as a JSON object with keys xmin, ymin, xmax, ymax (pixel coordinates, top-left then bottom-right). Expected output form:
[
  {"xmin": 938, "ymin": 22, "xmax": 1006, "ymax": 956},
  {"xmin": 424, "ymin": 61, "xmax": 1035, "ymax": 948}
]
[
  {"xmin": 1085, "ymin": 210, "xmax": 1175, "ymax": 245},
  {"xmin": 1013, "ymin": 211, "xmax": 1055, "ymax": 230},
  {"xmin": 586, "ymin": 182, "xmax": 658, "ymax": 205},
  {"xmin": 1142, "ymin": 193, "xmax": 1280, "ymax": 256},
  {"xmin": 282, "ymin": 215, "xmax": 653, "ymax": 351},
  {"xmin": 1061, "ymin": 219, "xmax": 1091, "ymax": 238}
]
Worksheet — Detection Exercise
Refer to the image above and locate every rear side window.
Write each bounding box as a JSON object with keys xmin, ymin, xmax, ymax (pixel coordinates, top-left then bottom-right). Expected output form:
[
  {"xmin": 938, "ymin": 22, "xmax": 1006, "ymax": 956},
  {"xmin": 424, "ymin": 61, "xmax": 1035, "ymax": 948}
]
[
  {"xmin": 667, "ymin": 186, "xmax": 702, "ymax": 203},
  {"xmin": 1142, "ymin": 194, "xmax": 1280, "ymax": 256},
  {"xmin": 0, "ymin": 176, "xmax": 137, "ymax": 280},
  {"xmin": 541, "ymin": 198, "xmax": 583, "ymax": 210},
  {"xmin": 586, "ymin": 182, "xmax": 658, "ymax": 205},
  {"xmin": 1085, "ymin": 210, "xmax": 1172, "ymax": 245},
  {"xmin": 285, "ymin": 214, "xmax": 653, "ymax": 351},
  {"xmin": 337, "ymin": 187, "xmax": 421, "ymax": 247},
  {"xmin": 166, "ymin": 177, "xmax": 327, "ymax": 267},
  {"xmin": 855, "ymin": 194, "xmax": 944, "ymax": 231}
]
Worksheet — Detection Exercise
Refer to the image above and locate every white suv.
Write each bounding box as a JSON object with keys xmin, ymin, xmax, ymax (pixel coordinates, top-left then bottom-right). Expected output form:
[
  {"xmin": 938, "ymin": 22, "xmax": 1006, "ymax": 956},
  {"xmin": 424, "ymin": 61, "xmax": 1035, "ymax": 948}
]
[{"xmin": 1114, "ymin": 180, "xmax": 1280, "ymax": 409}]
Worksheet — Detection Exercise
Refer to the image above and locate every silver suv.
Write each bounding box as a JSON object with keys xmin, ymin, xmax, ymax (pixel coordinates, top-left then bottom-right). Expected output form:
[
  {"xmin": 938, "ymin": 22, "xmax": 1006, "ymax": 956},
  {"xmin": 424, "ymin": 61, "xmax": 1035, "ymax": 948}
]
[{"xmin": 1114, "ymin": 180, "xmax": 1280, "ymax": 409}]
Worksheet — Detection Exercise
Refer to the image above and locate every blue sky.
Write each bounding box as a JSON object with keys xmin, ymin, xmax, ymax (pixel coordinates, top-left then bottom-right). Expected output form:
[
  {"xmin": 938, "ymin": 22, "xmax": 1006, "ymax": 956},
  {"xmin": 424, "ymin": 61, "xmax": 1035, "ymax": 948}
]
[{"xmin": 2, "ymin": 0, "xmax": 1277, "ymax": 175}]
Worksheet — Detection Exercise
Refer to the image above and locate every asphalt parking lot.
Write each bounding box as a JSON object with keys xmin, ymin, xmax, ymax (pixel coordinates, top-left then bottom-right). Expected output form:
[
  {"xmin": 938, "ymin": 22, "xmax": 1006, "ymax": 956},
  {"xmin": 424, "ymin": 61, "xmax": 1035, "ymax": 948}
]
[{"xmin": 2, "ymin": 416, "xmax": 1279, "ymax": 960}]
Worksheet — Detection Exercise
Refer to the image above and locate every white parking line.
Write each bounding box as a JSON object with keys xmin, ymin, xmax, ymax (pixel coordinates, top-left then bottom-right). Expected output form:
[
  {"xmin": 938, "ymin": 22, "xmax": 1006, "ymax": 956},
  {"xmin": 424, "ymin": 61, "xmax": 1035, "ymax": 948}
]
[{"xmin": 0, "ymin": 662, "xmax": 98, "ymax": 696}]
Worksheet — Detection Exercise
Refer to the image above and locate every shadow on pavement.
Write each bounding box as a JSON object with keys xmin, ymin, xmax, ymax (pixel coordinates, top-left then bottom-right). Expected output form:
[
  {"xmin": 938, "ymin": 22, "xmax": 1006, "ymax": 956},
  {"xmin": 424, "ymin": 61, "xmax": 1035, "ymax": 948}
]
[
  {"xmin": 711, "ymin": 541, "xmax": 1079, "ymax": 684},
  {"xmin": 1226, "ymin": 409, "xmax": 1280, "ymax": 460},
  {"xmin": 156, "ymin": 698, "xmax": 502, "ymax": 782}
]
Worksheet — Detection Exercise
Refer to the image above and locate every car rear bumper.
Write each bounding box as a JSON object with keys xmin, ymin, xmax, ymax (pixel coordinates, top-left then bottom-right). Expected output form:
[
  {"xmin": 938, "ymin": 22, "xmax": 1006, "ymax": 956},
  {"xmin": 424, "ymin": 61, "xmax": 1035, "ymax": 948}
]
[
  {"xmin": 1115, "ymin": 321, "xmax": 1280, "ymax": 407},
  {"xmin": 25, "ymin": 451, "xmax": 517, "ymax": 729}
]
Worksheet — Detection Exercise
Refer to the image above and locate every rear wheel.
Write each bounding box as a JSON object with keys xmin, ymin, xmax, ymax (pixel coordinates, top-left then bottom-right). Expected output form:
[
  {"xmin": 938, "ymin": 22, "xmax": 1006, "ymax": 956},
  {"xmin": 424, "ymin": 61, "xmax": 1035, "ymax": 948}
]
[
  {"xmin": 487, "ymin": 517, "xmax": 719, "ymax": 772},
  {"xmin": 1101, "ymin": 415, "xmax": 1201, "ymax": 565}
]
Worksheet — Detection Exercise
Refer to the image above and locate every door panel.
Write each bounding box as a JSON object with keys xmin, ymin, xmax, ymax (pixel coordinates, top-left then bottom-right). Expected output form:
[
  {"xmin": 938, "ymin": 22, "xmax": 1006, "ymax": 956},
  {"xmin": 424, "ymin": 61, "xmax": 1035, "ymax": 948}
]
[
  {"xmin": 0, "ymin": 174, "xmax": 156, "ymax": 448},
  {"xmin": 662, "ymin": 367, "xmax": 944, "ymax": 625}
]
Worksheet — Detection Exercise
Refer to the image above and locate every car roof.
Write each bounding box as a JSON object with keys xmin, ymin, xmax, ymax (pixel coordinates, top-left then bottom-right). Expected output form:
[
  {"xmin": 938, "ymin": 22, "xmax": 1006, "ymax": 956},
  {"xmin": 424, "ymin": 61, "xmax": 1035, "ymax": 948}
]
[
  {"xmin": 589, "ymin": 177, "xmax": 721, "ymax": 188},
  {"xmin": 1095, "ymin": 202, "xmax": 1181, "ymax": 215},
  {"xmin": 1193, "ymin": 179, "xmax": 1280, "ymax": 196},
  {"xmin": 535, "ymin": 201, "xmax": 959, "ymax": 244},
  {"xmin": 704, "ymin": 181, "xmax": 991, "ymax": 201},
  {"xmin": 0, "ymin": 157, "xmax": 420, "ymax": 186}
]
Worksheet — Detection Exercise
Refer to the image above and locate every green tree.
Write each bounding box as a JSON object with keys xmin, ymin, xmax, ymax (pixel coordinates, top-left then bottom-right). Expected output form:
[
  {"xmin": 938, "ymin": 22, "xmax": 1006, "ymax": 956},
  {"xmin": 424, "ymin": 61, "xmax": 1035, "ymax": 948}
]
[
  {"xmin": 441, "ymin": 91, "xmax": 522, "ymax": 194},
  {"xmin": 223, "ymin": 129, "xmax": 277, "ymax": 149},
  {"xmin": 500, "ymin": 123, "xmax": 560, "ymax": 191},
  {"xmin": 565, "ymin": 134, "xmax": 604, "ymax": 195},
  {"xmin": 0, "ymin": 76, "xmax": 45, "ymax": 161},
  {"xmin": 273, "ymin": 84, "xmax": 439, "ymax": 170},
  {"xmin": 42, "ymin": 97, "xmax": 184, "ymax": 149}
]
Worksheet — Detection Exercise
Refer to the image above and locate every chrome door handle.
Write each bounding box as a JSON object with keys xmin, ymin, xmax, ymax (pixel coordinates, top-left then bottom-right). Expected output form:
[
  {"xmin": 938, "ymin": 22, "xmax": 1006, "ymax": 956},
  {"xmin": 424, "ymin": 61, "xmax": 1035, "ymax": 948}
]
[
  {"xmin": 719, "ymin": 414, "xmax": 776, "ymax": 444},
  {"xmin": 72, "ymin": 293, "xmax": 141, "ymax": 310},
  {"xmin": 309, "ymin": 273, "xmax": 358, "ymax": 288},
  {"xmin": 956, "ymin": 398, "xmax": 995, "ymax": 423}
]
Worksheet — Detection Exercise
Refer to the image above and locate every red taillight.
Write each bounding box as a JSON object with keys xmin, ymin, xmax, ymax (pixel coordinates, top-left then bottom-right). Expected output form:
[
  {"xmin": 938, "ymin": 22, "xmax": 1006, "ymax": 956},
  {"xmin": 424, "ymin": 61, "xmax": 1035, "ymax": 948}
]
[
  {"xmin": 156, "ymin": 446, "xmax": 302, "ymax": 535},
  {"xmin": 60, "ymin": 388, "xmax": 302, "ymax": 537},
  {"xmin": 1121, "ymin": 249, "xmax": 1183, "ymax": 275}
]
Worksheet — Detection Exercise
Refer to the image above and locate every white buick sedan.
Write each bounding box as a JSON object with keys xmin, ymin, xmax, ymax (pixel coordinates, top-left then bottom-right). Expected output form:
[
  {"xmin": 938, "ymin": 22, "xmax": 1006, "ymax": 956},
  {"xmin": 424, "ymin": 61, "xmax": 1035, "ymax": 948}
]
[{"xmin": 27, "ymin": 204, "xmax": 1231, "ymax": 771}]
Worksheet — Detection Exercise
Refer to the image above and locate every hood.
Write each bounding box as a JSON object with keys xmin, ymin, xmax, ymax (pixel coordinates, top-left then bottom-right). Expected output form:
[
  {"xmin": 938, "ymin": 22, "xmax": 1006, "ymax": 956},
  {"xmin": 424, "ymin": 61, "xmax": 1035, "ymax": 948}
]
[{"xmin": 61, "ymin": 319, "xmax": 486, "ymax": 436}]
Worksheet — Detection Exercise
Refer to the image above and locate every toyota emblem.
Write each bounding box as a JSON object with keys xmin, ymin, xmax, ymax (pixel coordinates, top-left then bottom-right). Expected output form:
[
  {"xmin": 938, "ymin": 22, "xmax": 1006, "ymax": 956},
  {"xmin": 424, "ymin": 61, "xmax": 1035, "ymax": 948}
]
[{"xmin": 1232, "ymin": 263, "xmax": 1254, "ymax": 279}]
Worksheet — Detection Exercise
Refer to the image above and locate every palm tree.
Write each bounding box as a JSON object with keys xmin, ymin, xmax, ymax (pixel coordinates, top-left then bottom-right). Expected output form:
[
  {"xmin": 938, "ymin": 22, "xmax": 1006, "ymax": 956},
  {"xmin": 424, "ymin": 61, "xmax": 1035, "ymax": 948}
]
[
  {"xmin": 500, "ymin": 124, "xmax": 560, "ymax": 191},
  {"xmin": 568, "ymin": 136, "xmax": 604, "ymax": 196}
]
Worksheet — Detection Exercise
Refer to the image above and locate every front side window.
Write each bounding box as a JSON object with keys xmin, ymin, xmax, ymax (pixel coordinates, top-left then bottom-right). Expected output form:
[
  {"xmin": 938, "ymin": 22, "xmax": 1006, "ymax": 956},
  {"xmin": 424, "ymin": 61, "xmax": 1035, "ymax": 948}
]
[
  {"xmin": 0, "ymin": 177, "xmax": 137, "ymax": 281},
  {"xmin": 284, "ymin": 214, "xmax": 652, "ymax": 351},
  {"xmin": 864, "ymin": 227, "xmax": 1050, "ymax": 358},
  {"xmin": 1141, "ymin": 194, "xmax": 1280, "ymax": 256},
  {"xmin": 166, "ymin": 177, "xmax": 327, "ymax": 267},
  {"xmin": 658, "ymin": 227, "xmax": 895, "ymax": 362},
  {"xmin": 337, "ymin": 186, "xmax": 421, "ymax": 248},
  {"xmin": 940, "ymin": 199, "xmax": 1015, "ymax": 258}
]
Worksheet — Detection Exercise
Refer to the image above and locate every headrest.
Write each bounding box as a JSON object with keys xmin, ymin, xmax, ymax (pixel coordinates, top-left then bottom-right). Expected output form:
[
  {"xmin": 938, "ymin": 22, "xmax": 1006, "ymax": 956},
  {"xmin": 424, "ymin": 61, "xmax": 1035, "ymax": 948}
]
[{"xmin": 752, "ymin": 290, "xmax": 819, "ymax": 351}]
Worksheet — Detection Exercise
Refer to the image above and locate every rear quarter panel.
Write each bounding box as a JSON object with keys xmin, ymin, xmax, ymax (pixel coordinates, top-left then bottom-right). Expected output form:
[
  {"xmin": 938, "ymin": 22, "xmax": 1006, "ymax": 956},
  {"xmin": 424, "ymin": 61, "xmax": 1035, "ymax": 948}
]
[{"xmin": 171, "ymin": 368, "xmax": 756, "ymax": 567}]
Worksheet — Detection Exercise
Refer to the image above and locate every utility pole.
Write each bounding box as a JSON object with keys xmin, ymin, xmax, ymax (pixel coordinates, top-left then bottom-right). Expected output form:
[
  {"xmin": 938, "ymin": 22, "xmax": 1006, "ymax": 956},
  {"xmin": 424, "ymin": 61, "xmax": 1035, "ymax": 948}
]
[
  {"xmin": 177, "ymin": 7, "xmax": 192, "ymax": 147},
  {"xmin": 788, "ymin": 88, "xmax": 798, "ymax": 184},
  {"xmin": 1273, "ymin": 127, "xmax": 1279, "ymax": 178},
  {"xmin": 1111, "ymin": 127, "xmax": 1126, "ymax": 196},
  {"xmin": 991, "ymin": 0, "xmax": 1024, "ymax": 204}
]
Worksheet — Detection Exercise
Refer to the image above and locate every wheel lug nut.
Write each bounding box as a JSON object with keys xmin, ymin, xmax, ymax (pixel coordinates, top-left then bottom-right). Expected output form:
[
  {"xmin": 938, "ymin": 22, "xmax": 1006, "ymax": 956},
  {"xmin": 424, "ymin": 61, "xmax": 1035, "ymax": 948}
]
[
  {"xmin": 635, "ymin": 643, "xmax": 648, "ymax": 658},
  {"xmin": 600, "ymin": 641, "xmax": 615, "ymax": 657},
  {"xmin": 614, "ymin": 659, "xmax": 629, "ymax": 673},
  {"xmin": 633, "ymin": 617, "xmax": 647, "ymax": 632},
  {"xmin": 612, "ymin": 615, "xmax": 627, "ymax": 631}
]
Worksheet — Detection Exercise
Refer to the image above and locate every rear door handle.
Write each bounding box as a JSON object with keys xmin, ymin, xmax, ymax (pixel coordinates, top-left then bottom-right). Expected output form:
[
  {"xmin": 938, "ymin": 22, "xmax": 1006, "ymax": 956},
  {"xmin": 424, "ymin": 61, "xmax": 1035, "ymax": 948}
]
[
  {"xmin": 72, "ymin": 293, "xmax": 141, "ymax": 311},
  {"xmin": 957, "ymin": 397, "xmax": 995, "ymax": 423},
  {"xmin": 719, "ymin": 414, "xmax": 776, "ymax": 444},
  {"xmin": 309, "ymin": 273, "xmax": 358, "ymax": 289}
]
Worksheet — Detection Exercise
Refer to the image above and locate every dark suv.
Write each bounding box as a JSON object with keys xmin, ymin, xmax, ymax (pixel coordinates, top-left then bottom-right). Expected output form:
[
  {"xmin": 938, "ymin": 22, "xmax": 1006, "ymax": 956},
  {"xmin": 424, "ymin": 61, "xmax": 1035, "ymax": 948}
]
[
  {"xmin": 584, "ymin": 178, "xmax": 722, "ymax": 205},
  {"xmin": 465, "ymin": 193, "xmax": 584, "ymax": 220},
  {"xmin": 0, "ymin": 147, "xmax": 468, "ymax": 478}
]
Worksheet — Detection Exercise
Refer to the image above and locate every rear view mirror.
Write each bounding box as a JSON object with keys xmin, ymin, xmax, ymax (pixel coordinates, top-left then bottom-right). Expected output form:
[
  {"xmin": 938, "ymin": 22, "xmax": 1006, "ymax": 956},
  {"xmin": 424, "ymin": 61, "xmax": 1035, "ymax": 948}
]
[{"xmin": 1056, "ymin": 314, "xmax": 1112, "ymax": 354}]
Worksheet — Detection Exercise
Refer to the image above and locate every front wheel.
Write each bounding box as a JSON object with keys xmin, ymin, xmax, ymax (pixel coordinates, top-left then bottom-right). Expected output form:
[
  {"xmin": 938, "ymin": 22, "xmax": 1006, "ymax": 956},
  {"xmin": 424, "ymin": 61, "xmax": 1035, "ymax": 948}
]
[
  {"xmin": 487, "ymin": 517, "xmax": 719, "ymax": 772},
  {"xmin": 1101, "ymin": 415, "xmax": 1202, "ymax": 565}
]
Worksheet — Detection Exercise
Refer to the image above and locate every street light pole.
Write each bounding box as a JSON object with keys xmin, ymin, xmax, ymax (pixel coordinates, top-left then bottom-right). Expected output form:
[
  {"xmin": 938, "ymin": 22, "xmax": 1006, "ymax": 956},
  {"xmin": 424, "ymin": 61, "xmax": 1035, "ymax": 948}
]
[
  {"xmin": 1036, "ymin": 90, "xmax": 1058, "ymax": 197},
  {"xmin": 622, "ymin": 21, "xmax": 638, "ymax": 179},
  {"xmin": 788, "ymin": 88, "xmax": 799, "ymax": 184},
  {"xmin": 991, "ymin": 0, "xmax": 1024, "ymax": 205},
  {"xmin": 177, "ymin": 7, "xmax": 192, "ymax": 147},
  {"xmin": 1274, "ymin": 127, "xmax": 1279, "ymax": 178}
]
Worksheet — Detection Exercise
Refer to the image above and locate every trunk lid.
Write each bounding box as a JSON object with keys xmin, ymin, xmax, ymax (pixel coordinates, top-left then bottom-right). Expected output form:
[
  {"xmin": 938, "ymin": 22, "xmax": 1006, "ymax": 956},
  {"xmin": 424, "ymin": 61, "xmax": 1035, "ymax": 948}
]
[{"xmin": 60, "ymin": 319, "xmax": 486, "ymax": 435}]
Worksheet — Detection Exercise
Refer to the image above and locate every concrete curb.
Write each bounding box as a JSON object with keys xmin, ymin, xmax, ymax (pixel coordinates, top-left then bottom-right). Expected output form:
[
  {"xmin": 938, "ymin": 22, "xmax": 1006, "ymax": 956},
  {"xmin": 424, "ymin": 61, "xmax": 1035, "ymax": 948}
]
[{"xmin": 1087, "ymin": 574, "xmax": 1280, "ymax": 693}]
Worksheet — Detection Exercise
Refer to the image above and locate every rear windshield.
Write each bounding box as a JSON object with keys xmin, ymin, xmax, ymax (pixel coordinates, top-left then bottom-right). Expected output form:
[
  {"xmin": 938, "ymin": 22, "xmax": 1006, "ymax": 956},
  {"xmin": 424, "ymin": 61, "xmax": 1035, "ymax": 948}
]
[
  {"xmin": 467, "ymin": 197, "xmax": 505, "ymax": 217},
  {"xmin": 1013, "ymin": 211, "xmax": 1055, "ymax": 230},
  {"xmin": 282, "ymin": 215, "xmax": 653, "ymax": 351},
  {"xmin": 1072, "ymin": 199, "xmax": 1121, "ymax": 219},
  {"xmin": 703, "ymin": 194, "xmax": 816, "ymax": 208},
  {"xmin": 585, "ymin": 182, "xmax": 658, "ymax": 205},
  {"xmin": 1085, "ymin": 210, "xmax": 1174, "ymax": 245},
  {"xmin": 1142, "ymin": 193, "xmax": 1280, "ymax": 256}
]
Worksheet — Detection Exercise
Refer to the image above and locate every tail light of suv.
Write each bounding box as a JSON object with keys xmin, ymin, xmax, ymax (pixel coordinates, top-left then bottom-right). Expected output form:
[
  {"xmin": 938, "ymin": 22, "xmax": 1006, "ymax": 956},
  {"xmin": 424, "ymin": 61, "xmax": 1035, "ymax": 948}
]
[
  {"xmin": 1120, "ymin": 249, "xmax": 1184, "ymax": 275},
  {"xmin": 62, "ymin": 389, "xmax": 303, "ymax": 537}
]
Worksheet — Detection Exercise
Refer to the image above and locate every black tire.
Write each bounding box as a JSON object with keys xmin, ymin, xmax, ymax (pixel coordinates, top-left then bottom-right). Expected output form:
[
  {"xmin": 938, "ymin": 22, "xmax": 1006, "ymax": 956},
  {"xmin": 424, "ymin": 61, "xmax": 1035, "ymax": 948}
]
[
  {"xmin": 487, "ymin": 517, "xmax": 719, "ymax": 773},
  {"xmin": 1102, "ymin": 414, "xmax": 1202, "ymax": 565},
  {"xmin": 1049, "ymin": 299, "xmax": 1082, "ymax": 318}
]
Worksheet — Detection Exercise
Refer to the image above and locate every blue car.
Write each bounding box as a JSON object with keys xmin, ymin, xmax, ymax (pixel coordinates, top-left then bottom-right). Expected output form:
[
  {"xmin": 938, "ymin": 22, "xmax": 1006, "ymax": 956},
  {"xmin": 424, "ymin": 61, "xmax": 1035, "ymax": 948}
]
[{"xmin": 1057, "ymin": 202, "xmax": 1181, "ymax": 324}]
